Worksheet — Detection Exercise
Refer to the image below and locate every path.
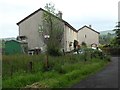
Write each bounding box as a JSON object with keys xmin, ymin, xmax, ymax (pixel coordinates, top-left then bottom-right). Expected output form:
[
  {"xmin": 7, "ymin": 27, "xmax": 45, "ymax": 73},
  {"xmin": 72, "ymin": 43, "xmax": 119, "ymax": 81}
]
[{"xmin": 72, "ymin": 57, "xmax": 119, "ymax": 88}]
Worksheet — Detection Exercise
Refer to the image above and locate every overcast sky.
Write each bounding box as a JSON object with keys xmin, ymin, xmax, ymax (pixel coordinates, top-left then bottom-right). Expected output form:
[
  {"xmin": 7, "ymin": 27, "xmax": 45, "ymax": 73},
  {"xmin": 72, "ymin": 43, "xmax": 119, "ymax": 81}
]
[{"xmin": 0, "ymin": 0, "xmax": 119, "ymax": 38}]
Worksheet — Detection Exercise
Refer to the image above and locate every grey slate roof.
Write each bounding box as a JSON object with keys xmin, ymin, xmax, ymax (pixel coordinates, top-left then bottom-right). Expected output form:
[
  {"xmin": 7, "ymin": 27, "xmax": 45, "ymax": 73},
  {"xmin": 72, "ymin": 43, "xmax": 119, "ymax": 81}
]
[
  {"xmin": 78, "ymin": 25, "xmax": 100, "ymax": 34},
  {"xmin": 17, "ymin": 8, "xmax": 77, "ymax": 32}
]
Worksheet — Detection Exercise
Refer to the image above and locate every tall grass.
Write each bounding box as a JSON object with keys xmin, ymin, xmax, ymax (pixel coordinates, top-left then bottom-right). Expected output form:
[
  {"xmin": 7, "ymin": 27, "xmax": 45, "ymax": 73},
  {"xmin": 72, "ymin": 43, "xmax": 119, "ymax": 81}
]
[
  {"xmin": 2, "ymin": 54, "xmax": 45, "ymax": 78},
  {"xmin": 2, "ymin": 54, "xmax": 84, "ymax": 78},
  {"xmin": 2, "ymin": 53, "xmax": 109, "ymax": 88}
]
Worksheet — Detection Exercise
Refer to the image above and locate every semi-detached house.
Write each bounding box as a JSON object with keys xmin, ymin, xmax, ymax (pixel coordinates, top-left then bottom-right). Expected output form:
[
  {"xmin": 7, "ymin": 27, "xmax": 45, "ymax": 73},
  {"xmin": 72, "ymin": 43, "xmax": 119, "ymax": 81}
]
[{"xmin": 17, "ymin": 8, "xmax": 99, "ymax": 52}]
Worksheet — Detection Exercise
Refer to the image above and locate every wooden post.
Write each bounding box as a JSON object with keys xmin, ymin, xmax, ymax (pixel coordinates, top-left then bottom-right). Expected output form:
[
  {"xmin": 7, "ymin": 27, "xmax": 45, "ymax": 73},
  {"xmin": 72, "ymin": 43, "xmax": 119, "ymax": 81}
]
[
  {"xmin": 63, "ymin": 49, "xmax": 65, "ymax": 55},
  {"xmin": 29, "ymin": 61, "xmax": 32, "ymax": 72},
  {"xmin": 46, "ymin": 54, "xmax": 49, "ymax": 69},
  {"xmin": 84, "ymin": 51, "xmax": 87, "ymax": 62},
  {"xmin": 91, "ymin": 53, "xmax": 93, "ymax": 59},
  {"xmin": 10, "ymin": 65, "xmax": 13, "ymax": 77},
  {"xmin": 44, "ymin": 54, "xmax": 49, "ymax": 71}
]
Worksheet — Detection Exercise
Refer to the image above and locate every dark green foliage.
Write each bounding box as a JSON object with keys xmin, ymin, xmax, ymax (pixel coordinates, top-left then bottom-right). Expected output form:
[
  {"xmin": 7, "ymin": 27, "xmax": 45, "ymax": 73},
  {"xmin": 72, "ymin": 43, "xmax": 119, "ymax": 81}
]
[
  {"xmin": 114, "ymin": 22, "xmax": 120, "ymax": 46},
  {"xmin": 99, "ymin": 33, "xmax": 115, "ymax": 45},
  {"xmin": 91, "ymin": 49, "xmax": 102, "ymax": 58},
  {"xmin": 111, "ymin": 22, "xmax": 120, "ymax": 47},
  {"xmin": 47, "ymin": 40, "xmax": 62, "ymax": 56},
  {"xmin": 101, "ymin": 22, "xmax": 120, "ymax": 55},
  {"xmin": 78, "ymin": 48, "xmax": 106, "ymax": 61},
  {"xmin": 102, "ymin": 47, "xmax": 120, "ymax": 56}
]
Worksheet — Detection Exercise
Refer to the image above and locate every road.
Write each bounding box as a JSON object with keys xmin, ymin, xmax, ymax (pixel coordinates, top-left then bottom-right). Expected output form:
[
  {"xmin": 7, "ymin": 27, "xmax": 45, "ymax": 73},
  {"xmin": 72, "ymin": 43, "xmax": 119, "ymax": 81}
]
[{"xmin": 72, "ymin": 57, "xmax": 119, "ymax": 88}]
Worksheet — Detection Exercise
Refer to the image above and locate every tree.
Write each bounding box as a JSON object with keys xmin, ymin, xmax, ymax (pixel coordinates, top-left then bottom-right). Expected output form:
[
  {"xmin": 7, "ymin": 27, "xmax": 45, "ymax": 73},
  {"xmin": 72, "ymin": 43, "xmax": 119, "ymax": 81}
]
[
  {"xmin": 39, "ymin": 3, "xmax": 64, "ymax": 56},
  {"xmin": 113, "ymin": 22, "xmax": 120, "ymax": 47},
  {"xmin": 99, "ymin": 33, "xmax": 113, "ymax": 45}
]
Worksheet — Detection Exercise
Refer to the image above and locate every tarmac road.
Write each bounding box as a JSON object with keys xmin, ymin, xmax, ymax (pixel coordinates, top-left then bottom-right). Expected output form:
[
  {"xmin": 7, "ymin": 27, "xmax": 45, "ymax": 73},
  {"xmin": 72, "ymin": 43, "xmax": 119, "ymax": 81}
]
[{"xmin": 72, "ymin": 57, "xmax": 119, "ymax": 88}]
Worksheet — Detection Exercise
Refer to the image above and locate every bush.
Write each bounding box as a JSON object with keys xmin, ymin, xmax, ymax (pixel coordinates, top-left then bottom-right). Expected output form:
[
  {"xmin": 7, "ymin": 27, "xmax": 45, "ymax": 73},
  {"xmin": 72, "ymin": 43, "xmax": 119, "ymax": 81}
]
[
  {"xmin": 47, "ymin": 47, "xmax": 62, "ymax": 56},
  {"xmin": 81, "ymin": 42, "xmax": 87, "ymax": 48},
  {"xmin": 47, "ymin": 38, "xmax": 62, "ymax": 56}
]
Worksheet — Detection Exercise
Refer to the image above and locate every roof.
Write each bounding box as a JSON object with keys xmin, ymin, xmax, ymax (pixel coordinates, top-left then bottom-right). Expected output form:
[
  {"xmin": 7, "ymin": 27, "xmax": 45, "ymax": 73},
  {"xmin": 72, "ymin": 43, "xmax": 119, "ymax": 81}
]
[
  {"xmin": 64, "ymin": 21, "xmax": 77, "ymax": 32},
  {"xmin": 78, "ymin": 25, "xmax": 100, "ymax": 34},
  {"xmin": 5, "ymin": 40, "xmax": 27, "ymax": 44},
  {"xmin": 17, "ymin": 8, "xmax": 77, "ymax": 32},
  {"xmin": 5, "ymin": 40, "xmax": 21, "ymax": 43}
]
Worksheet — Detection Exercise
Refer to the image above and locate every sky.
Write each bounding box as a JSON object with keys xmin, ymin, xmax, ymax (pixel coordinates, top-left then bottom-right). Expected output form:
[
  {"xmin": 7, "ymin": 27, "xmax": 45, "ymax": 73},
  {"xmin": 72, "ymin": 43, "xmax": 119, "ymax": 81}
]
[{"xmin": 0, "ymin": 0, "xmax": 119, "ymax": 38}]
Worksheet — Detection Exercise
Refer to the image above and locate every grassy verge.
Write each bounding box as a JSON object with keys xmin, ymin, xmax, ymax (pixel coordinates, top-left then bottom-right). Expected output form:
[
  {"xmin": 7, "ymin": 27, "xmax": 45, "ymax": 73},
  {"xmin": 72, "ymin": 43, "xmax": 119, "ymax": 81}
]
[{"xmin": 2, "ymin": 54, "xmax": 109, "ymax": 88}]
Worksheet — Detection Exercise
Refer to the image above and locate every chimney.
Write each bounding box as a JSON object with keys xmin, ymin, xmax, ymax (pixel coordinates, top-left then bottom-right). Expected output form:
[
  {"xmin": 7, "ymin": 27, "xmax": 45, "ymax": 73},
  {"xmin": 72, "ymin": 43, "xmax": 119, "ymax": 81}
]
[
  {"xmin": 57, "ymin": 11, "xmax": 62, "ymax": 19},
  {"xmin": 89, "ymin": 25, "xmax": 92, "ymax": 28}
]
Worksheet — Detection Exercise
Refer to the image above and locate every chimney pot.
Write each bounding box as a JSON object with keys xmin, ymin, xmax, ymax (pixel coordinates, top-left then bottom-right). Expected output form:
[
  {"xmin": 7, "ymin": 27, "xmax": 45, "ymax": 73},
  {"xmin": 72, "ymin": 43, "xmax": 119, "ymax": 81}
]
[
  {"xmin": 89, "ymin": 25, "xmax": 92, "ymax": 28},
  {"xmin": 57, "ymin": 11, "xmax": 62, "ymax": 19}
]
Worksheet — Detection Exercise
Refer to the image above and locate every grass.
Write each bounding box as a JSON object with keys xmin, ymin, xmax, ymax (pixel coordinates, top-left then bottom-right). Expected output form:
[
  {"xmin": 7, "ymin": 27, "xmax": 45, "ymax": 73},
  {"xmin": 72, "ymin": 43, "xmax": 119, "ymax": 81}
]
[
  {"xmin": 2, "ymin": 53, "xmax": 110, "ymax": 88},
  {"xmin": 0, "ymin": 75, "xmax": 1, "ymax": 90}
]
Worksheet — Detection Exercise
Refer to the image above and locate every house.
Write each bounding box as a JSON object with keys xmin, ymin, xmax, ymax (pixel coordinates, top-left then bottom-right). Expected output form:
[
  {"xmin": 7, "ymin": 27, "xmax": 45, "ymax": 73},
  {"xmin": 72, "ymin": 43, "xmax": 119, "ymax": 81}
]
[
  {"xmin": 17, "ymin": 8, "xmax": 99, "ymax": 52},
  {"xmin": 17, "ymin": 8, "xmax": 77, "ymax": 52},
  {"xmin": 77, "ymin": 25, "xmax": 100, "ymax": 47}
]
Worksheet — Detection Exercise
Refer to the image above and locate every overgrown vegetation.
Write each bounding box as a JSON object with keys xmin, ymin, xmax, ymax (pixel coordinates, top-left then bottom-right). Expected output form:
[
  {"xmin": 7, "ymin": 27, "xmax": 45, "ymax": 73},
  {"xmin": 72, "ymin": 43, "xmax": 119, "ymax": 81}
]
[
  {"xmin": 38, "ymin": 3, "xmax": 64, "ymax": 56},
  {"xmin": 99, "ymin": 22, "xmax": 120, "ymax": 56},
  {"xmin": 2, "ymin": 50, "xmax": 110, "ymax": 88},
  {"xmin": 2, "ymin": 3, "xmax": 113, "ymax": 88},
  {"xmin": 112, "ymin": 22, "xmax": 120, "ymax": 47},
  {"xmin": 99, "ymin": 33, "xmax": 115, "ymax": 45}
]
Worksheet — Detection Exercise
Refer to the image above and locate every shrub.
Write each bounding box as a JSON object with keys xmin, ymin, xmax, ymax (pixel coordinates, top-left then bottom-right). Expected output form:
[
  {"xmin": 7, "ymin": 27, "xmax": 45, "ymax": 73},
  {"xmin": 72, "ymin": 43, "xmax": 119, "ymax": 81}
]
[
  {"xmin": 47, "ymin": 46, "xmax": 62, "ymax": 56},
  {"xmin": 81, "ymin": 42, "xmax": 87, "ymax": 47}
]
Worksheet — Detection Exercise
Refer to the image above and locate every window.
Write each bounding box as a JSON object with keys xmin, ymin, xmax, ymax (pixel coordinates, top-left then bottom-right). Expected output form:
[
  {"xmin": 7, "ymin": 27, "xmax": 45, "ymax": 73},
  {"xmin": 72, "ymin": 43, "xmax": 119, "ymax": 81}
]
[{"xmin": 17, "ymin": 36, "xmax": 27, "ymax": 41}]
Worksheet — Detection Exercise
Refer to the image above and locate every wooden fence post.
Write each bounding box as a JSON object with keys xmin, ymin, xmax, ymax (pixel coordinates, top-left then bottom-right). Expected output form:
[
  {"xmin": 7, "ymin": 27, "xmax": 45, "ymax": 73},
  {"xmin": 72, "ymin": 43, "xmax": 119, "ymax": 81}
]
[
  {"xmin": 84, "ymin": 51, "xmax": 87, "ymax": 62},
  {"xmin": 10, "ymin": 65, "xmax": 13, "ymax": 78},
  {"xmin": 63, "ymin": 49, "xmax": 65, "ymax": 55},
  {"xmin": 28, "ymin": 61, "xmax": 33, "ymax": 72},
  {"xmin": 46, "ymin": 54, "xmax": 49, "ymax": 69}
]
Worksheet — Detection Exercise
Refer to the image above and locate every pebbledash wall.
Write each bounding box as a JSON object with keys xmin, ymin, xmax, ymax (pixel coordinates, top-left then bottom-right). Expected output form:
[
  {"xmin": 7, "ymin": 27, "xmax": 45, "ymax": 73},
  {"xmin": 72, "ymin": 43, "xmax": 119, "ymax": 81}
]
[
  {"xmin": 64, "ymin": 25, "xmax": 77, "ymax": 51},
  {"xmin": 18, "ymin": 10, "xmax": 44, "ymax": 50},
  {"xmin": 77, "ymin": 26, "xmax": 99, "ymax": 47},
  {"xmin": 17, "ymin": 8, "xmax": 99, "ymax": 52}
]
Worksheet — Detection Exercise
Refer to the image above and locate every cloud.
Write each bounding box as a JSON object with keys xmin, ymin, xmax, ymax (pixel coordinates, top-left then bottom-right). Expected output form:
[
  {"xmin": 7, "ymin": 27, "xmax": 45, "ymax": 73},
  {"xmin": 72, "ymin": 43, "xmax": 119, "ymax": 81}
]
[{"xmin": 0, "ymin": 0, "xmax": 119, "ymax": 38}]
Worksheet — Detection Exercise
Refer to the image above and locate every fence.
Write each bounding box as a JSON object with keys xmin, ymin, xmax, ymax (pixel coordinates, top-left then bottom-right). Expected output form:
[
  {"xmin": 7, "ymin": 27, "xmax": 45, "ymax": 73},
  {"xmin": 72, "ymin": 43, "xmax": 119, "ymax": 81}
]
[{"xmin": 102, "ymin": 47, "xmax": 120, "ymax": 56}]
